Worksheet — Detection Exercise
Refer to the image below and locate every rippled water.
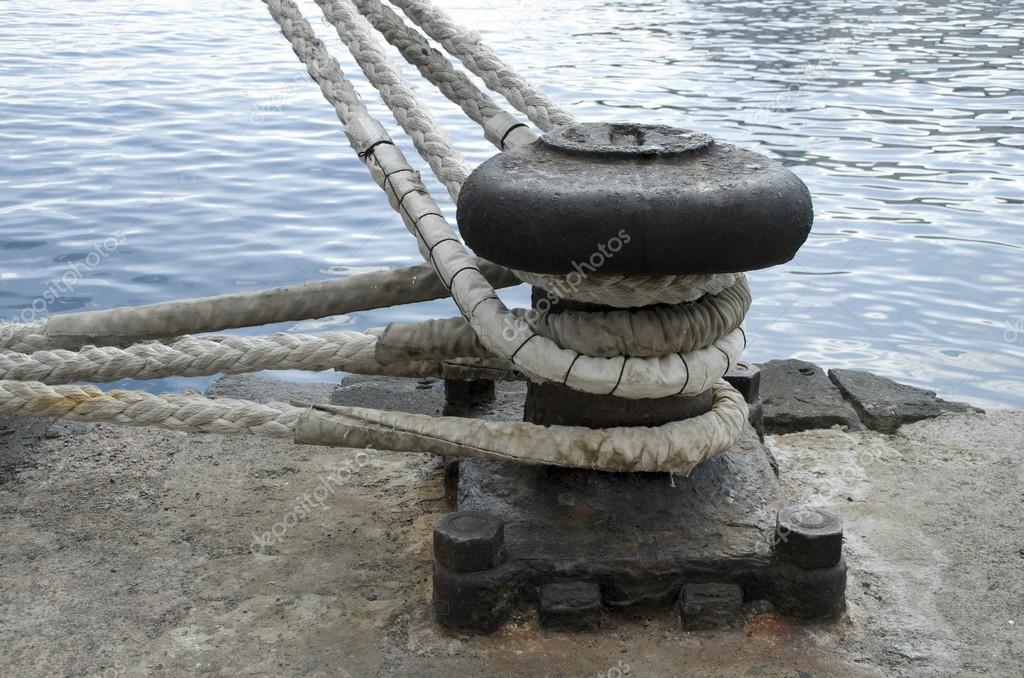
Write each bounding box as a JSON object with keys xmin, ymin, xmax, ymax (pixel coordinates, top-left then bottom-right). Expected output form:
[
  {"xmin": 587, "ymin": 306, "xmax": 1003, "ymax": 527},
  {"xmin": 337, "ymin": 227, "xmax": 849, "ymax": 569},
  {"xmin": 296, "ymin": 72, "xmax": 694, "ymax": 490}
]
[{"xmin": 2, "ymin": 0, "xmax": 1022, "ymax": 408}]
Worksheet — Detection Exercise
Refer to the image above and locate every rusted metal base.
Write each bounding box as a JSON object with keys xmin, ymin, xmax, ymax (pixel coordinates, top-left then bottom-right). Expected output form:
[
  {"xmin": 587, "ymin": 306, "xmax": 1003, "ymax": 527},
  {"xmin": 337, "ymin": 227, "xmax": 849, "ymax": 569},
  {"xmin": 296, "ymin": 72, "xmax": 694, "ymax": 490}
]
[{"xmin": 433, "ymin": 427, "xmax": 846, "ymax": 633}]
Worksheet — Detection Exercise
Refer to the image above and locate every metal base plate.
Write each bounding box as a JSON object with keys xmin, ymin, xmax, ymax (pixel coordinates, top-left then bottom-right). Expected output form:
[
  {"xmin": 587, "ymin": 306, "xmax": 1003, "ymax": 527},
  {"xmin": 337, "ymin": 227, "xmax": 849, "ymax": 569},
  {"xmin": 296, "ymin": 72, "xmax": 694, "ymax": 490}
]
[{"xmin": 434, "ymin": 428, "xmax": 846, "ymax": 633}]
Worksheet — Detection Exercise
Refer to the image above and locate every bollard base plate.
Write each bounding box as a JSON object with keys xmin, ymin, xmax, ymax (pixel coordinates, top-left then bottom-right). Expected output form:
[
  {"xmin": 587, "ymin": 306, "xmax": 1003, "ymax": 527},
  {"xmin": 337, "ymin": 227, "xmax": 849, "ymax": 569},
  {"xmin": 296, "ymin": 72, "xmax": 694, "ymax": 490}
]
[{"xmin": 434, "ymin": 426, "xmax": 846, "ymax": 632}]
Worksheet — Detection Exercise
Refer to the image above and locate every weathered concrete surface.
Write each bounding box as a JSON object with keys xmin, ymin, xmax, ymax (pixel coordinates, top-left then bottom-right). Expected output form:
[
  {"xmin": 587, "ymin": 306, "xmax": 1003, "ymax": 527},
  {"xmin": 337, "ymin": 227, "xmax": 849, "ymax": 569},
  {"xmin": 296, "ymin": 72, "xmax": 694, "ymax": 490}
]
[
  {"xmin": 0, "ymin": 374, "xmax": 1021, "ymax": 677},
  {"xmin": 760, "ymin": 359, "xmax": 863, "ymax": 433},
  {"xmin": 828, "ymin": 368, "xmax": 982, "ymax": 434}
]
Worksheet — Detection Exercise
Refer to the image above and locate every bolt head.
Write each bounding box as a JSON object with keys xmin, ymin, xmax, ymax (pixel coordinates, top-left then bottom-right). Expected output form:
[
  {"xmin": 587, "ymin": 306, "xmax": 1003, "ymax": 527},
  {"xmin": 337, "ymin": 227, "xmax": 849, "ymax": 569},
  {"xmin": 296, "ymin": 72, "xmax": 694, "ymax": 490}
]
[
  {"xmin": 434, "ymin": 511, "xmax": 505, "ymax": 572},
  {"xmin": 776, "ymin": 505, "xmax": 843, "ymax": 569}
]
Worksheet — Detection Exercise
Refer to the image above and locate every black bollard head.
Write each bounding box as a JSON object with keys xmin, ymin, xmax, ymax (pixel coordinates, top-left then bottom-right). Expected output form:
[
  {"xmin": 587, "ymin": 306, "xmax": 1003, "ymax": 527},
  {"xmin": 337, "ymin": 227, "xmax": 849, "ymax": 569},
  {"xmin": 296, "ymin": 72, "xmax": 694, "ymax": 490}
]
[{"xmin": 457, "ymin": 121, "xmax": 813, "ymax": 276}]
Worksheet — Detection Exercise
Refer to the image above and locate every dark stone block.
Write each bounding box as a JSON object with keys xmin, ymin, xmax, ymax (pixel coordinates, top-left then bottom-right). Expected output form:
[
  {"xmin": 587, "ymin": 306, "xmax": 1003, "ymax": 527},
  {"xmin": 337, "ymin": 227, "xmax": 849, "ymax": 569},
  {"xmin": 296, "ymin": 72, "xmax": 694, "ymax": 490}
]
[
  {"xmin": 828, "ymin": 368, "xmax": 982, "ymax": 434},
  {"xmin": 433, "ymin": 511, "xmax": 505, "ymax": 573},
  {"xmin": 524, "ymin": 381, "xmax": 713, "ymax": 428},
  {"xmin": 443, "ymin": 378, "xmax": 496, "ymax": 408},
  {"xmin": 748, "ymin": 398, "xmax": 765, "ymax": 441},
  {"xmin": 679, "ymin": 582, "xmax": 744, "ymax": 630},
  {"xmin": 775, "ymin": 505, "xmax": 843, "ymax": 569},
  {"xmin": 457, "ymin": 122, "xmax": 812, "ymax": 275},
  {"xmin": 760, "ymin": 359, "xmax": 862, "ymax": 433},
  {"xmin": 725, "ymin": 361, "xmax": 761, "ymax": 403},
  {"xmin": 538, "ymin": 581, "xmax": 603, "ymax": 631}
]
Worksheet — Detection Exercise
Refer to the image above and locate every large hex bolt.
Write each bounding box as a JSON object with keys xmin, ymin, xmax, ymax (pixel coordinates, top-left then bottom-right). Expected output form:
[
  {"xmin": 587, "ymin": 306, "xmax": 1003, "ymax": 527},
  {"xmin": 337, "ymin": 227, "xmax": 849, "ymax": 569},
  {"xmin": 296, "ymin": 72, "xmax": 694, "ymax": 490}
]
[
  {"xmin": 433, "ymin": 511, "xmax": 505, "ymax": 572},
  {"xmin": 775, "ymin": 505, "xmax": 843, "ymax": 569}
]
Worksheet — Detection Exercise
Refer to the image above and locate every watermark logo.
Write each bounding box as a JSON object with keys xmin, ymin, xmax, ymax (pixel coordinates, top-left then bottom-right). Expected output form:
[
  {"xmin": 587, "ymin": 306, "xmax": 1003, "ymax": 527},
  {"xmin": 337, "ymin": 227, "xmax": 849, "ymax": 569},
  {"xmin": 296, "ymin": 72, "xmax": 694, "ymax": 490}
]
[
  {"xmin": 502, "ymin": 229, "xmax": 632, "ymax": 341},
  {"xmin": 1, "ymin": 230, "xmax": 126, "ymax": 332},
  {"xmin": 248, "ymin": 453, "xmax": 370, "ymax": 555}
]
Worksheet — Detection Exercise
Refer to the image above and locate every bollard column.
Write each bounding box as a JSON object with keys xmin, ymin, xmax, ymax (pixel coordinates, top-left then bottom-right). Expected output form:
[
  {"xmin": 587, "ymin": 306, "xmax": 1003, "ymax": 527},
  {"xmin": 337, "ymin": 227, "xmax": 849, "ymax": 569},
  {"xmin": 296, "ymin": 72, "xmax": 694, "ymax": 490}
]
[
  {"xmin": 457, "ymin": 122, "xmax": 811, "ymax": 430},
  {"xmin": 437, "ymin": 121, "xmax": 844, "ymax": 632}
]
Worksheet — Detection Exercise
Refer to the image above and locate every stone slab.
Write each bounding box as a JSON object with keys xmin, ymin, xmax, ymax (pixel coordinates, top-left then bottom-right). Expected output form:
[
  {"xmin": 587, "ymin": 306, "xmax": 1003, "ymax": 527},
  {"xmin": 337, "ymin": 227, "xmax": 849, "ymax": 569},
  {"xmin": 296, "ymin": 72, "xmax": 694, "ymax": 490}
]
[
  {"xmin": 537, "ymin": 581, "xmax": 603, "ymax": 631},
  {"xmin": 828, "ymin": 368, "xmax": 983, "ymax": 434},
  {"xmin": 760, "ymin": 359, "xmax": 862, "ymax": 434},
  {"xmin": 679, "ymin": 582, "xmax": 744, "ymax": 631}
]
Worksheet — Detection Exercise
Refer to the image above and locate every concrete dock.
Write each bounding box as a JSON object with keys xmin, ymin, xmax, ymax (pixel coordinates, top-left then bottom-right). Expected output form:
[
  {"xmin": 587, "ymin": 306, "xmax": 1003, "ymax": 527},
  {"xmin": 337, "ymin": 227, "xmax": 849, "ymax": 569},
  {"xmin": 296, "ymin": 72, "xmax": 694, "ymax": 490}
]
[{"xmin": 1, "ymin": 373, "xmax": 1021, "ymax": 677}]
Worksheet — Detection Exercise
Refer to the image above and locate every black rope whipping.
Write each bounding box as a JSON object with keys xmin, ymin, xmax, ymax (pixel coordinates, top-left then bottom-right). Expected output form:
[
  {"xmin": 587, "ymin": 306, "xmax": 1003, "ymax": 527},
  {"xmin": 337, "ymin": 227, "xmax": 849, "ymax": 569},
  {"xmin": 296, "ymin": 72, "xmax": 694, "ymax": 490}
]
[
  {"xmin": 469, "ymin": 294, "xmax": 500, "ymax": 318},
  {"xmin": 676, "ymin": 353, "xmax": 691, "ymax": 395},
  {"xmin": 609, "ymin": 356, "xmax": 628, "ymax": 395},
  {"xmin": 446, "ymin": 265, "xmax": 480, "ymax": 289},
  {"xmin": 499, "ymin": 123, "xmax": 528, "ymax": 149},
  {"xmin": 714, "ymin": 343, "xmax": 731, "ymax": 371},
  {"xmin": 357, "ymin": 139, "xmax": 396, "ymax": 160},
  {"xmin": 561, "ymin": 353, "xmax": 582, "ymax": 385},
  {"xmin": 510, "ymin": 333, "xmax": 539, "ymax": 363},
  {"xmin": 382, "ymin": 168, "xmax": 415, "ymax": 196}
]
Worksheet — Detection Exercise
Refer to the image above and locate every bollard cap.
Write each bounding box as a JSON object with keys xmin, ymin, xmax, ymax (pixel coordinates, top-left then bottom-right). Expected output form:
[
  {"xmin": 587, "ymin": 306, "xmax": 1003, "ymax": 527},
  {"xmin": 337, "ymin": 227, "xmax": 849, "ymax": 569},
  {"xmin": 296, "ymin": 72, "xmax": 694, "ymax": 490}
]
[{"xmin": 457, "ymin": 122, "xmax": 813, "ymax": 275}]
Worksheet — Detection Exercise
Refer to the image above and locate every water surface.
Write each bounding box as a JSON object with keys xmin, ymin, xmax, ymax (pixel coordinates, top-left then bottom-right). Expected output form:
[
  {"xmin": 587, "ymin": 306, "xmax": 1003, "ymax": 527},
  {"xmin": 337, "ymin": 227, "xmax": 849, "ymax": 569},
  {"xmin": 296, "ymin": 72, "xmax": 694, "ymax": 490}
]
[{"xmin": 2, "ymin": 0, "xmax": 1022, "ymax": 408}]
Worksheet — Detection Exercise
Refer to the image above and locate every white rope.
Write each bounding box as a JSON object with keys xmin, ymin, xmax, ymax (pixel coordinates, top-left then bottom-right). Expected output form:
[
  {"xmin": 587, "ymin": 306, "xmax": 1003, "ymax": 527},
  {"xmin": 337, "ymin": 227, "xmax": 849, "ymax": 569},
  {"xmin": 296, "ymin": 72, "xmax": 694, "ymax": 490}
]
[
  {"xmin": 0, "ymin": 331, "xmax": 521, "ymax": 385},
  {"xmin": 349, "ymin": 0, "xmax": 535, "ymax": 150},
  {"xmin": 0, "ymin": 323, "xmax": 50, "ymax": 355},
  {"xmin": 0, "ymin": 379, "xmax": 746, "ymax": 474},
  {"xmin": 0, "ymin": 2, "xmax": 753, "ymax": 475},
  {"xmin": 0, "ymin": 261, "xmax": 519, "ymax": 353},
  {"xmin": 296, "ymin": 380, "xmax": 748, "ymax": 475},
  {"xmin": 0, "ymin": 381, "xmax": 300, "ymax": 438},
  {"xmin": 389, "ymin": 0, "xmax": 575, "ymax": 131},
  {"xmin": 375, "ymin": 279, "xmax": 750, "ymax": 361},
  {"xmin": 316, "ymin": 0, "xmax": 469, "ymax": 199},
  {"xmin": 263, "ymin": 1, "xmax": 741, "ymax": 397}
]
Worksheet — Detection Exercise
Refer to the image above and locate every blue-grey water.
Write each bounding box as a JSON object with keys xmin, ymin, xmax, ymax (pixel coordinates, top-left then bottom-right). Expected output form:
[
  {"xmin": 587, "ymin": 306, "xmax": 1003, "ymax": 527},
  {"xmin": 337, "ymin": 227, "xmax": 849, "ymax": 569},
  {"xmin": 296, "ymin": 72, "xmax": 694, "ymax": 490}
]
[{"xmin": 2, "ymin": 0, "xmax": 1022, "ymax": 409}]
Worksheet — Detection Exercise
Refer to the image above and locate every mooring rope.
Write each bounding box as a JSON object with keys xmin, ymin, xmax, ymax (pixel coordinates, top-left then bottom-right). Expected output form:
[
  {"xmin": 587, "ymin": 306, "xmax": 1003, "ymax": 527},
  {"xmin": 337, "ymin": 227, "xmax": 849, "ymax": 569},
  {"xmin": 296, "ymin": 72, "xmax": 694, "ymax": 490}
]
[
  {"xmin": 0, "ymin": 331, "xmax": 523, "ymax": 385},
  {"xmin": 0, "ymin": 378, "xmax": 745, "ymax": 474},
  {"xmin": 267, "ymin": 0, "xmax": 745, "ymax": 398},
  {"xmin": 0, "ymin": 261, "xmax": 518, "ymax": 354},
  {"xmin": 316, "ymin": 0, "xmax": 469, "ymax": 199},
  {"xmin": 0, "ymin": 0, "xmax": 754, "ymax": 474},
  {"xmin": 348, "ymin": 0, "xmax": 535, "ymax": 150},
  {"xmin": 388, "ymin": 0, "xmax": 576, "ymax": 131},
  {"xmin": 0, "ymin": 381, "xmax": 300, "ymax": 438}
]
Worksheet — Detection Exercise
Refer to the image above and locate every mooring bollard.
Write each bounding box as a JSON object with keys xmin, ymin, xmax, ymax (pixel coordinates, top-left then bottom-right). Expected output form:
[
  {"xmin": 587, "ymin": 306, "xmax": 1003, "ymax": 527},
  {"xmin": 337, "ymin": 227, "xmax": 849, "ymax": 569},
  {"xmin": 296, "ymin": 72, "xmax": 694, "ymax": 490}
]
[
  {"xmin": 457, "ymin": 122, "xmax": 810, "ymax": 429},
  {"xmin": 435, "ymin": 121, "xmax": 845, "ymax": 632}
]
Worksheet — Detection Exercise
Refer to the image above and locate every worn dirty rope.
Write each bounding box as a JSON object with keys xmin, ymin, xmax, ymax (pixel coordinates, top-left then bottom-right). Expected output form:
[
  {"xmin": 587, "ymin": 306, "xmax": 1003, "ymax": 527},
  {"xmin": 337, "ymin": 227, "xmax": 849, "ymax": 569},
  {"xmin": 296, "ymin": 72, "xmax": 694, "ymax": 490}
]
[
  {"xmin": 0, "ymin": 379, "xmax": 744, "ymax": 474},
  {"xmin": 264, "ymin": 0, "xmax": 744, "ymax": 399},
  {"xmin": 0, "ymin": 0, "xmax": 751, "ymax": 474},
  {"xmin": 388, "ymin": 0, "xmax": 575, "ymax": 131}
]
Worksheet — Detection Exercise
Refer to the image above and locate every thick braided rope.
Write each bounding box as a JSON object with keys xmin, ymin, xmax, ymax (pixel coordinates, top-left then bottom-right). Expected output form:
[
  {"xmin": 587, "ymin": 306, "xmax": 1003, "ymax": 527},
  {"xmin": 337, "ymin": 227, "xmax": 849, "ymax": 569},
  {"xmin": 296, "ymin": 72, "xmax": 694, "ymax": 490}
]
[
  {"xmin": 266, "ymin": 1, "xmax": 741, "ymax": 398},
  {"xmin": 316, "ymin": 0, "xmax": 469, "ymax": 199},
  {"xmin": 0, "ymin": 381, "xmax": 300, "ymax": 438},
  {"xmin": 376, "ymin": 279, "xmax": 751, "ymax": 361},
  {"xmin": 389, "ymin": 0, "xmax": 574, "ymax": 131},
  {"xmin": 0, "ymin": 331, "xmax": 526, "ymax": 385},
  {"xmin": 264, "ymin": 0, "xmax": 363, "ymax": 124},
  {"xmin": 0, "ymin": 379, "xmax": 746, "ymax": 474},
  {"xmin": 350, "ymin": 0, "xmax": 503, "ymax": 129},
  {"xmin": 0, "ymin": 323, "xmax": 50, "ymax": 354},
  {"xmin": 297, "ymin": 380, "xmax": 748, "ymax": 475},
  {"xmin": 515, "ymin": 270, "xmax": 743, "ymax": 308},
  {"xmin": 0, "ymin": 262, "xmax": 519, "ymax": 355}
]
